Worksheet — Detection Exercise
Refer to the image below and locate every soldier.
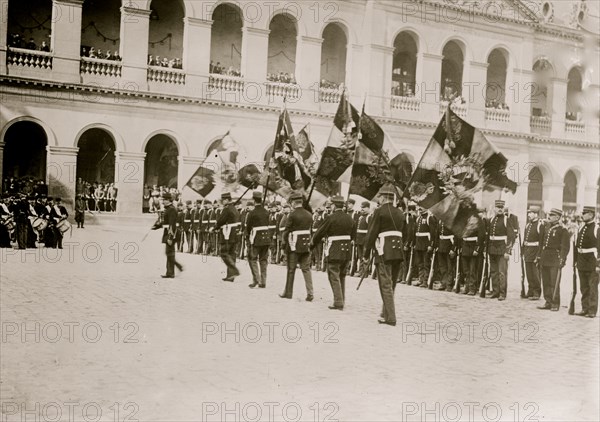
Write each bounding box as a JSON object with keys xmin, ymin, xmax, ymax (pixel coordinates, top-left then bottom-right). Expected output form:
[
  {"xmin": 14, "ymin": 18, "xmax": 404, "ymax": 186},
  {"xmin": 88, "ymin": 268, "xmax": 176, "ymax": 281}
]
[
  {"xmin": 176, "ymin": 202, "xmax": 185, "ymax": 252},
  {"xmin": 201, "ymin": 201, "xmax": 212, "ymax": 255},
  {"xmin": 212, "ymin": 192, "xmax": 241, "ymax": 282},
  {"xmin": 25, "ymin": 196, "xmax": 38, "ymax": 248},
  {"xmin": 191, "ymin": 200, "xmax": 202, "ymax": 254},
  {"xmin": 400, "ymin": 204, "xmax": 416, "ymax": 284},
  {"xmin": 0, "ymin": 194, "xmax": 12, "ymax": 247},
  {"xmin": 51, "ymin": 198, "xmax": 68, "ymax": 250},
  {"xmin": 459, "ymin": 212, "xmax": 486, "ymax": 295},
  {"xmin": 537, "ymin": 208, "xmax": 570, "ymax": 311},
  {"xmin": 362, "ymin": 185, "xmax": 404, "ymax": 326},
  {"xmin": 246, "ymin": 191, "xmax": 270, "ymax": 288},
  {"xmin": 522, "ymin": 205, "xmax": 545, "ymax": 300},
  {"xmin": 75, "ymin": 194, "xmax": 86, "ymax": 228},
  {"xmin": 487, "ymin": 200, "xmax": 516, "ymax": 301},
  {"xmin": 353, "ymin": 201, "xmax": 371, "ymax": 277},
  {"xmin": 311, "ymin": 206, "xmax": 325, "ymax": 271},
  {"xmin": 208, "ymin": 201, "xmax": 218, "ymax": 255},
  {"xmin": 573, "ymin": 206, "xmax": 599, "ymax": 318},
  {"xmin": 280, "ymin": 192, "xmax": 314, "ymax": 301},
  {"xmin": 413, "ymin": 208, "xmax": 437, "ymax": 287},
  {"xmin": 268, "ymin": 202, "xmax": 278, "ymax": 263},
  {"xmin": 278, "ymin": 203, "xmax": 291, "ymax": 264},
  {"xmin": 311, "ymin": 195, "xmax": 354, "ymax": 310},
  {"xmin": 182, "ymin": 200, "xmax": 194, "ymax": 253},
  {"xmin": 152, "ymin": 193, "xmax": 182, "ymax": 278},
  {"xmin": 436, "ymin": 220, "xmax": 458, "ymax": 291}
]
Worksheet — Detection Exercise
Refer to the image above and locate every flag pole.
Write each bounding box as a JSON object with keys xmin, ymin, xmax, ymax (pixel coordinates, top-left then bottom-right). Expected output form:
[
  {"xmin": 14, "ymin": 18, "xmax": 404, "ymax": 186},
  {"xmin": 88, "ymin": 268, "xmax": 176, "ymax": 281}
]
[{"xmin": 263, "ymin": 99, "xmax": 286, "ymax": 205}]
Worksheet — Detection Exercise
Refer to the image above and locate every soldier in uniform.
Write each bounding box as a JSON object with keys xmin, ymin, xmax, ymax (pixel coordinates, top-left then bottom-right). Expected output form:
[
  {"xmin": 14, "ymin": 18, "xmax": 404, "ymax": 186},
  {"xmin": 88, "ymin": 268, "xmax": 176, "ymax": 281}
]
[
  {"xmin": 246, "ymin": 191, "xmax": 270, "ymax": 288},
  {"xmin": 537, "ymin": 208, "xmax": 570, "ymax": 311},
  {"xmin": 573, "ymin": 206, "xmax": 599, "ymax": 318},
  {"xmin": 212, "ymin": 192, "xmax": 241, "ymax": 282},
  {"xmin": 182, "ymin": 200, "xmax": 193, "ymax": 253},
  {"xmin": 278, "ymin": 203, "xmax": 291, "ymax": 264},
  {"xmin": 268, "ymin": 202, "xmax": 278, "ymax": 264},
  {"xmin": 201, "ymin": 202, "xmax": 212, "ymax": 255},
  {"xmin": 413, "ymin": 208, "xmax": 437, "ymax": 287},
  {"xmin": 522, "ymin": 205, "xmax": 545, "ymax": 300},
  {"xmin": 152, "ymin": 193, "xmax": 182, "ymax": 278},
  {"xmin": 353, "ymin": 202, "xmax": 371, "ymax": 277},
  {"xmin": 311, "ymin": 195, "xmax": 354, "ymax": 310},
  {"xmin": 436, "ymin": 221, "xmax": 458, "ymax": 291},
  {"xmin": 0, "ymin": 194, "xmax": 12, "ymax": 247},
  {"xmin": 487, "ymin": 200, "xmax": 516, "ymax": 301},
  {"xmin": 176, "ymin": 202, "xmax": 185, "ymax": 252},
  {"xmin": 362, "ymin": 185, "xmax": 404, "ymax": 326},
  {"xmin": 191, "ymin": 200, "xmax": 202, "ymax": 254},
  {"xmin": 280, "ymin": 192, "xmax": 314, "ymax": 301},
  {"xmin": 459, "ymin": 212, "xmax": 486, "ymax": 295},
  {"xmin": 311, "ymin": 206, "xmax": 325, "ymax": 270},
  {"xmin": 400, "ymin": 204, "xmax": 416, "ymax": 284},
  {"xmin": 51, "ymin": 198, "xmax": 68, "ymax": 249}
]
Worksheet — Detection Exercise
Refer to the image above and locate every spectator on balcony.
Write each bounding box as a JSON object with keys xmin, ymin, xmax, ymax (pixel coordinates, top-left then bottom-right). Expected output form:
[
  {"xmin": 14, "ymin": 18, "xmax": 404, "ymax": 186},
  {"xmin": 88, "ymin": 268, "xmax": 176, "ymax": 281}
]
[
  {"xmin": 174, "ymin": 58, "xmax": 182, "ymax": 69},
  {"xmin": 105, "ymin": 50, "xmax": 113, "ymax": 60},
  {"xmin": 8, "ymin": 33, "xmax": 22, "ymax": 48},
  {"xmin": 39, "ymin": 41, "xmax": 50, "ymax": 53},
  {"xmin": 89, "ymin": 47, "xmax": 97, "ymax": 59},
  {"xmin": 148, "ymin": 55, "xmax": 155, "ymax": 65},
  {"xmin": 97, "ymin": 49, "xmax": 103, "ymax": 59},
  {"xmin": 26, "ymin": 38, "xmax": 37, "ymax": 50},
  {"xmin": 161, "ymin": 57, "xmax": 169, "ymax": 67}
]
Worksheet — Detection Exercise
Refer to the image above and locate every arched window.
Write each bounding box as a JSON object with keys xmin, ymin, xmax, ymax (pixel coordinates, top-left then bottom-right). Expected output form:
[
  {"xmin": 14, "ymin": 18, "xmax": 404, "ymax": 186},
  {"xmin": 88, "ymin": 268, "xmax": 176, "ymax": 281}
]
[
  {"xmin": 486, "ymin": 49, "xmax": 508, "ymax": 108},
  {"xmin": 320, "ymin": 23, "xmax": 347, "ymax": 90},
  {"xmin": 266, "ymin": 14, "xmax": 297, "ymax": 83},
  {"xmin": 566, "ymin": 67, "xmax": 583, "ymax": 121},
  {"xmin": 527, "ymin": 166, "xmax": 544, "ymax": 207},
  {"xmin": 531, "ymin": 59, "xmax": 553, "ymax": 118},
  {"xmin": 81, "ymin": 0, "xmax": 121, "ymax": 59},
  {"xmin": 144, "ymin": 135, "xmax": 179, "ymax": 191},
  {"xmin": 392, "ymin": 32, "xmax": 417, "ymax": 97},
  {"xmin": 2, "ymin": 121, "xmax": 48, "ymax": 181},
  {"xmin": 440, "ymin": 41, "xmax": 464, "ymax": 99},
  {"xmin": 210, "ymin": 4, "xmax": 243, "ymax": 76},
  {"xmin": 7, "ymin": 0, "xmax": 52, "ymax": 51},
  {"xmin": 76, "ymin": 129, "xmax": 116, "ymax": 186},
  {"xmin": 562, "ymin": 170, "xmax": 578, "ymax": 211},
  {"xmin": 148, "ymin": 0, "xmax": 185, "ymax": 68}
]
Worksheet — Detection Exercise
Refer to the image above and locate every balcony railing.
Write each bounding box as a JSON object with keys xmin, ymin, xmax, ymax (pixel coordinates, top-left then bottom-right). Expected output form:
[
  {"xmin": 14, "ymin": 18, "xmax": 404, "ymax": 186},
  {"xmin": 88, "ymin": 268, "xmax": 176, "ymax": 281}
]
[
  {"xmin": 208, "ymin": 73, "xmax": 244, "ymax": 92},
  {"xmin": 439, "ymin": 100, "xmax": 467, "ymax": 119},
  {"xmin": 391, "ymin": 95, "xmax": 420, "ymax": 112},
  {"xmin": 80, "ymin": 57, "xmax": 122, "ymax": 77},
  {"xmin": 7, "ymin": 47, "xmax": 52, "ymax": 69},
  {"xmin": 318, "ymin": 86, "xmax": 343, "ymax": 103},
  {"xmin": 485, "ymin": 107, "xmax": 510, "ymax": 123},
  {"xmin": 147, "ymin": 66, "xmax": 186, "ymax": 85},
  {"xmin": 565, "ymin": 120, "xmax": 585, "ymax": 134},
  {"xmin": 265, "ymin": 81, "xmax": 300, "ymax": 101},
  {"xmin": 530, "ymin": 116, "xmax": 551, "ymax": 132}
]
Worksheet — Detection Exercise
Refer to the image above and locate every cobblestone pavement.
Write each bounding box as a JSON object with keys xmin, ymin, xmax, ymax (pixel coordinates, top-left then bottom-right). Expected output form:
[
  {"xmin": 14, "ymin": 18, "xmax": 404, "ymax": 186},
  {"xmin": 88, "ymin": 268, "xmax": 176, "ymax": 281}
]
[{"xmin": 1, "ymin": 224, "xmax": 598, "ymax": 422}]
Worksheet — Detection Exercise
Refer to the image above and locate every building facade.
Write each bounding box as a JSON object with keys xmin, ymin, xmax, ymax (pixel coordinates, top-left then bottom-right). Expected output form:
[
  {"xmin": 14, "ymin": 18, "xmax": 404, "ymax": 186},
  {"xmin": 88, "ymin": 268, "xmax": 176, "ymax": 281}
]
[{"xmin": 1, "ymin": 0, "xmax": 599, "ymax": 217}]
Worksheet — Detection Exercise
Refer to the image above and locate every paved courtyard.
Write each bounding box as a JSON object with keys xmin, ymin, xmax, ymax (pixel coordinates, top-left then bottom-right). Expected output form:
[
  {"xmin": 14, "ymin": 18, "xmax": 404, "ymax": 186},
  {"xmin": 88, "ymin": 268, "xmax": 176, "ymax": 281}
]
[{"xmin": 1, "ymin": 223, "xmax": 598, "ymax": 422}]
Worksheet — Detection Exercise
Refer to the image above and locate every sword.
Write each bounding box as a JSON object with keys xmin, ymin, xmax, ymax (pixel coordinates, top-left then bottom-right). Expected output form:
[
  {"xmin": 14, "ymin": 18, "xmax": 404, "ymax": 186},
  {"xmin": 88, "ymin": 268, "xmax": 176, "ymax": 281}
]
[
  {"xmin": 454, "ymin": 249, "xmax": 462, "ymax": 293},
  {"xmin": 427, "ymin": 248, "xmax": 438, "ymax": 289},
  {"xmin": 357, "ymin": 255, "xmax": 375, "ymax": 290},
  {"xmin": 404, "ymin": 247, "xmax": 414, "ymax": 284}
]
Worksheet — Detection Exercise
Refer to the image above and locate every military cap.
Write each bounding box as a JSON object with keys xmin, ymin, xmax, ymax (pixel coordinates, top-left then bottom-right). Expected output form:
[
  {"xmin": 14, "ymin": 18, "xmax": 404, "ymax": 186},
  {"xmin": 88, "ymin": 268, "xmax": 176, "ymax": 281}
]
[
  {"xmin": 54, "ymin": 197, "xmax": 61, "ymax": 203},
  {"xmin": 527, "ymin": 205, "xmax": 540, "ymax": 213},
  {"xmin": 408, "ymin": 204, "xmax": 416, "ymax": 211},
  {"xmin": 196, "ymin": 199, "xmax": 203, "ymax": 204},
  {"xmin": 379, "ymin": 184, "xmax": 396, "ymax": 197},
  {"xmin": 162, "ymin": 193, "xmax": 172, "ymax": 201},
  {"xmin": 361, "ymin": 201, "xmax": 370, "ymax": 208},
  {"xmin": 549, "ymin": 208, "xmax": 563, "ymax": 217},
  {"xmin": 495, "ymin": 200, "xmax": 505, "ymax": 208},
  {"xmin": 582, "ymin": 206, "xmax": 596, "ymax": 214},
  {"xmin": 252, "ymin": 191, "xmax": 263, "ymax": 201},
  {"xmin": 331, "ymin": 195, "xmax": 345, "ymax": 205},
  {"xmin": 289, "ymin": 192, "xmax": 303, "ymax": 202},
  {"xmin": 185, "ymin": 200, "xmax": 192, "ymax": 205},
  {"xmin": 221, "ymin": 192, "xmax": 232, "ymax": 200},
  {"xmin": 347, "ymin": 198, "xmax": 356, "ymax": 204}
]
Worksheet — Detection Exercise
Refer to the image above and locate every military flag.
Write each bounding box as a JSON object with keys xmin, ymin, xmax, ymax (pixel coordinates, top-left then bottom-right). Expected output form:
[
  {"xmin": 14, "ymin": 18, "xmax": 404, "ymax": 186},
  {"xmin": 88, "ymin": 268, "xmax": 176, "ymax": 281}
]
[
  {"xmin": 404, "ymin": 106, "xmax": 518, "ymax": 236},
  {"xmin": 185, "ymin": 165, "xmax": 216, "ymax": 198}
]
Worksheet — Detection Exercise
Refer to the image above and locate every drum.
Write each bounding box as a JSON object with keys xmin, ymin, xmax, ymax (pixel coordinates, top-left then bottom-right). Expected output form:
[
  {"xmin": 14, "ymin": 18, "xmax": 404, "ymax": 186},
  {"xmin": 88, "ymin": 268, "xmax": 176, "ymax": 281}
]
[
  {"xmin": 31, "ymin": 217, "xmax": 48, "ymax": 232},
  {"xmin": 56, "ymin": 219, "xmax": 71, "ymax": 234},
  {"xmin": 3, "ymin": 216, "xmax": 15, "ymax": 232}
]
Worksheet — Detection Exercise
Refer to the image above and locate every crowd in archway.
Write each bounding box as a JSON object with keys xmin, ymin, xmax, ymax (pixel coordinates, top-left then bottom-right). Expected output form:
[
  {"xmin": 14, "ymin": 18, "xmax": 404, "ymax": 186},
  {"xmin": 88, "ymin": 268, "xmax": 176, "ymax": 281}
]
[
  {"xmin": 82, "ymin": 46, "xmax": 122, "ymax": 61},
  {"xmin": 267, "ymin": 72, "xmax": 297, "ymax": 84},
  {"xmin": 8, "ymin": 34, "xmax": 50, "ymax": 52},
  {"xmin": 143, "ymin": 185, "xmax": 182, "ymax": 214},
  {"xmin": 2, "ymin": 177, "xmax": 48, "ymax": 196},
  {"xmin": 210, "ymin": 61, "xmax": 241, "ymax": 77},
  {"xmin": 75, "ymin": 179, "xmax": 118, "ymax": 212},
  {"xmin": 148, "ymin": 55, "xmax": 183, "ymax": 69}
]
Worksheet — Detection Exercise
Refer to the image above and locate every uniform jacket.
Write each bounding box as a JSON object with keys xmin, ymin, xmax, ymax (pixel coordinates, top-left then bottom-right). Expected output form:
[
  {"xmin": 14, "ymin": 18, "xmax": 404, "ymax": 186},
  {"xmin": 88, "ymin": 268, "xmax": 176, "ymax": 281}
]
[
  {"xmin": 363, "ymin": 203, "xmax": 405, "ymax": 262},
  {"xmin": 459, "ymin": 216, "xmax": 486, "ymax": 257},
  {"xmin": 161, "ymin": 205, "xmax": 177, "ymax": 244},
  {"xmin": 311, "ymin": 209, "xmax": 355, "ymax": 261},
  {"xmin": 574, "ymin": 221, "xmax": 600, "ymax": 271},
  {"xmin": 487, "ymin": 214, "xmax": 516, "ymax": 256},
  {"xmin": 538, "ymin": 222, "xmax": 570, "ymax": 267},
  {"xmin": 215, "ymin": 204, "xmax": 241, "ymax": 244},
  {"xmin": 522, "ymin": 219, "xmax": 545, "ymax": 262},
  {"xmin": 245, "ymin": 205, "xmax": 270, "ymax": 247},
  {"xmin": 283, "ymin": 206, "xmax": 313, "ymax": 253},
  {"xmin": 436, "ymin": 221, "xmax": 457, "ymax": 254},
  {"xmin": 414, "ymin": 212, "xmax": 437, "ymax": 251},
  {"xmin": 354, "ymin": 213, "xmax": 370, "ymax": 246}
]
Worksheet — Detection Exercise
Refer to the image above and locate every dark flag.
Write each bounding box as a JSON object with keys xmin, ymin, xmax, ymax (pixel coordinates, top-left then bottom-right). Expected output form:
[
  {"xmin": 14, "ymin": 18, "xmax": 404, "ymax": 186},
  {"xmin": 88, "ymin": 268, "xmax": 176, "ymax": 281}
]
[
  {"xmin": 404, "ymin": 106, "xmax": 518, "ymax": 236},
  {"xmin": 185, "ymin": 166, "xmax": 216, "ymax": 198},
  {"xmin": 238, "ymin": 163, "xmax": 263, "ymax": 189}
]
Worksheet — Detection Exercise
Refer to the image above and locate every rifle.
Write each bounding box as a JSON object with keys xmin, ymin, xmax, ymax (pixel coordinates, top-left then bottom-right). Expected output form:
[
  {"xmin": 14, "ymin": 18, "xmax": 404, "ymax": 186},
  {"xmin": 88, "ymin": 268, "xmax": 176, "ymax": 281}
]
[
  {"xmin": 453, "ymin": 249, "xmax": 461, "ymax": 293},
  {"xmin": 404, "ymin": 247, "xmax": 414, "ymax": 284},
  {"xmin": 427, "ymin": 248, "xmax": 438, "ymax": 289},
  {"xmin": 518, "ymin": 230, "xmax": 526, "ymax": 298},
  {"xmin": 568, "ymin": 241, "xmax": 577, "ymax": 315},
  {"xmin": 357, "ymin": 254, "xmax": 375, "ymax": 290},
  {"xmin": 479, "ymin": 251, "xmax": 489, "ymax": 298}
]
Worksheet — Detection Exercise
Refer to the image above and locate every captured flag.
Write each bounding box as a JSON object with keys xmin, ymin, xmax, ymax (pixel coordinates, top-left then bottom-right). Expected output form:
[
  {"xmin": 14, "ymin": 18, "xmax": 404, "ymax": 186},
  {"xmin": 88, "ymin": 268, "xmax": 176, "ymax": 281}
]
[
  {"xmin": 238, "ymin": 163, "xmax": 263, "ymax": 189},
  {"xmin": 405, "ymin": 106, "xmax": 517, "ymax": 236},
  {"xmin": 186, "ymin": 165, "xmax": 216, "ymax": 198}
]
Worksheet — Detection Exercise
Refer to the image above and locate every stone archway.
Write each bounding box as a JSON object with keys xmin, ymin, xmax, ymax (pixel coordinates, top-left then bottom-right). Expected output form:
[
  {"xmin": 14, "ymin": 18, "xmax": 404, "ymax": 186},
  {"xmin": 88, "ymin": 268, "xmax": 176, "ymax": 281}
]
[{"xmin": 2, "ymin": 121, "xmax": 48, "ymax": 190}]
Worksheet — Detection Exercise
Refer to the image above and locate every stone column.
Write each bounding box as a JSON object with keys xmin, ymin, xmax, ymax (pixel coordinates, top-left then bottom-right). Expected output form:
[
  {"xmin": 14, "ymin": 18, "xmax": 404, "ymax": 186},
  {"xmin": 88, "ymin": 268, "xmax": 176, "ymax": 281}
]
[
  {"xmin": 119, "ymin": 6, "xmax": 151, "ymax": 88},
  {"xmin": 510, "ymin": 68, "xmax": 534, "ymax": 132},
  {"xmin": 467, "ymin": 61, "xmax": 488, "ymax": 128},
  {"xmin": 418, "ymin": 53, "xmax": 443, "ymax": 122},
  {"xmin": 584, "ymin": 83, "xmax": 599, "ymax": 142},
  {"xmin": 0, "ymin": 141, "xmax": 4, "ymax": 192},
  {"xmin": 115, "ymin": 152, "xmax": 145, "ymax": 215},
  {"xmin": 47, "ymin": 146, "xmax": 79, "ymax": 213},
  {"xmin": 543, "ymin": 182, "xmax": 564, "ymax": 212},
  {"xmin": 550, "ymin": 78, "xmax": 567, "ymax": 139},
  {"xmin": 367, "ymin": 44, "xmax": 395, "ymax": 117},
  {"xmin": 178, "ymin": 156, "xmax": 205, "ymax": 198},
  {"xmin": 0, "ymin": 0, "xmax": 8, "ymax": 75},
  {"xmin": 240, "ymin": 27, "xmax": 269, "ymax": 88},
  {"xmin": 51, "ymin": 0, "xmax": 84, "ymax": 83},
  {"xmin": 183, "ymin": 17, "xmax": 212, "ymax": 97},
  {"xmin": 295, "ymin": 36, "xmax": 323, "ymax": 109},
  {"xmin": 583, "ymin": 185, "xmax": 597, "ymax": 208}
]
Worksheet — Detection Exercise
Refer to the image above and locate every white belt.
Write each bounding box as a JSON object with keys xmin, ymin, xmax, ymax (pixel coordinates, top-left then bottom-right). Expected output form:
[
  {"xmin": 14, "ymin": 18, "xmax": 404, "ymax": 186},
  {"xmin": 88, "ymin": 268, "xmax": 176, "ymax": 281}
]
[
  {"xmin": 440, "ymin": 235, "xmax": 454, "ymax": 240},
  {"xmin": 162, "ymin": 224, "xmax": 170, "ymax": 228},
  {"xmin": 416, "ymin": 232, "xmax": 430, "ymax": 238},
  {"xmin": 524, "ymin": 241, "xmax": 539, "ymax": 247},
  {"xmin": 376, "ymin": 231, "xmax": 402, "ymax": 256},
  {"xmin": 357, "ymin": 229, "xmax": 368, "ymax": 234},
  {"xmin": 463, "ymin": 237, "xmax": 477, "ymax": 241},
  {"xmin": 289, "ymin": 230, "xmax": 310, "ymax": 252},
  {"xmin": 184, "ymin": 220, "xmax": 191, "ymax": 223},
  {"xmin": 490, "ymin": 236, "xmax": 507, "ymax": 241},
  {"xmin": 268, "ymin": 225, "xmax": 276, "ymax": 230},
  {"xmin": 222, "ymin": 222, "xmax": 241, "ymax": 240},
  {"xmin": 250, "ymin": 226, "xmax": 269, "ymax": 244},
  {"xmin": 578, "ymin": 247, "xmax": 597, "ymax": 255},
  {"xmin": 209, "ymin": 220, "xmax": 216, "ymax": 223},
  {"xmin": 325, "ymin": 235, "xmax": 351, "ymax": 257}
]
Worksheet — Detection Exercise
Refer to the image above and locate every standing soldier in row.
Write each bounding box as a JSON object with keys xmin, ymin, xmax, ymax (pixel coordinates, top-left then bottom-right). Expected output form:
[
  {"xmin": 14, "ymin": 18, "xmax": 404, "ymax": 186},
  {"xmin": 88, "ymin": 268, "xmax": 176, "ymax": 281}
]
[
  {"xmin": 268, "ymin": 202, "xmax": 279, "ymax": 264},
  {"xmin": 399, "ymin": 204, "xmax": 416, "ymax": 284},
  {"xmin": 311, "ymin": 195, "xmax": 354, "ymax": 310},
  {"xmin": 413, "ymin": 208, "xmax": 437, "ymax": 287},
  {"xmin": 573, "ymin": 206, "xmax": 599, "ymax": 318},
  {"xmin": 460, "ymin": 211, "xmax": 486, "ymax": 295},
  {"xmin": 280, "ymin": 192, "xmax": 313, "ymax": 301},
  {"xmin": 353, "ymin": 201, "xmax": 371, "ymax": 277},
  {"xmin": 278, "ymin": 203, "xmax": 291, "ymax": 264},
  {"xmin": 311, "ymin": 206, "xmax": 325, "ymax": 271},
  {"xmin": 522, "ymin": 205, "xmax": 544, "ymax": 300},
  {"xmin": 176, "ymin": 202, "xmax": 185, "ymax": 252},
  {"xmin": 246, "ymin": 191, "xmax": 270, "ymax": 288},
  {"xmin": 487, "ymin": 200, "xmax": 517, "ymax": 301},
  {"xmin": 537, "ymin": 208, "xmax": 570, "ymax": 311},
  {"xmin": 191, "ymin": 200, "xmax": 202, "ymax": 254},
  {"xmin": 212, "ymin": 193, "xmax": 241, "ymax": 282},
  {"xmin": 363, "ymin": 185, "xmax": 404, "ymax": 326},
  {"xmin": 436, "ymin": 220, "xmax": 458, "ymax": 291}
]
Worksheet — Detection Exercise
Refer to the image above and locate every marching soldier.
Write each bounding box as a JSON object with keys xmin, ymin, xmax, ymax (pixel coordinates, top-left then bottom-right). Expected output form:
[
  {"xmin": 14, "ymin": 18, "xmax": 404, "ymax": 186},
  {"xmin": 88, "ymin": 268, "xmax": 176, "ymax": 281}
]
[
  {"xmin": 207, "ymin": 201, "xmax": 217, "ymax": 255},
  {"xmin": 573, "ymin": 206, "xmax": 599, "ymax": 318},
  {"xmin": 522, "ymin": 205, "xmax": 545, "ymax": 300},
  {"xmin": 436, "ymin": 221, "xmax": 458, "ymax": 291},
  {"xmin": 414, "ymin": 208, "xmax": 437, "ymax": 288},
  {"xmin": 362, "ymin": 185, "xmax": 404, "ymax": 326},
  {"xmin": 537, "ymin": 208, "xmax": 570, "ymax": 311},
  {"xmin": 152, "ymin": 192, "xmax": 183, "ymax": 278},
  {"xmin": 459, "ymin": 212, "xmax": 486, "ymax": 295},
  {"xmin": 212, "ymin": 192, "xmax": 241, "ymax": 282},
  {"xmin": 280, "ymin": 192, "xmax": 314, "ymax": 301},
  {"xmin": 213, "ymin": 200, "xmax": 223, "ymax": 256},
  {"xmin": 487, "ymin": 200, "xmax": 516, "ymax": 301},
  {"xmin": 246, "ymin": 192, "xmax": 270, "ymax": 288},
  {"xmin": 311, "ymin": 195, "xmax": 354, "ymax": 310},
  {"xmin": 311, "ymin": 206, "xmax": 325, "ymax": 271},
  {"xmin": 476, "ymin": 207, "xmax": 490, "ymax": 292}
]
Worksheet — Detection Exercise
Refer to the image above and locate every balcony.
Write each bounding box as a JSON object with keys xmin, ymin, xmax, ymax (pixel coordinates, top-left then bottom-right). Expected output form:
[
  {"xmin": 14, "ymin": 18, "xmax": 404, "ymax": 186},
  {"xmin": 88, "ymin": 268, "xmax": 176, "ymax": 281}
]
[
  {"xmin": 80, "ymin": 57, "xmax": 122, "ymax": 78},
  {"xmin": 265, "ymin": 81, "xmax": 300, "ymax": 102},
  {"xmin": 318, "ymin": 86, "xmax": 343, "ymax": 104},
  {"xmin": 485, "ymin": 107, "xmax": 510, "ymax": 123},
  {"xmin": 565, "ymin": 120, "xmax": 585, "ymax": 134},
  {"xmin": 208, "ymin": 73, "xmax": 244, "ymax": 92},
  {"xmin": 391, "ymin": 95, "xmax": 420, "ymax": 112},
  {"xmin": 147, "ymin": 66, "xmax": 186, "ymax": 85},
  {"xmin": 530, "ymin": 116, "xmax": 551, "ymax": 133},
  {"xmin": 440, "ymin": 100, "xmax": 468, "ymax": 119},
  {"xmin": 7, "ymin": 47, "xmax": 53, "ymax": 70}
]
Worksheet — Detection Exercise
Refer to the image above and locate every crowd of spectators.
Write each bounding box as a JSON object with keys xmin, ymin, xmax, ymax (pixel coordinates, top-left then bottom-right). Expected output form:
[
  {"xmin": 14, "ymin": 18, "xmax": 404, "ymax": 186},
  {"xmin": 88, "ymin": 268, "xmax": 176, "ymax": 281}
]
[
  {"xmin": 8, "ymin": 34, "xmax": 50, "ymax": 52},
  {"xmin": 319, "ymin": 79, "xmax": 344, "ymax": 90},
  {"xmin": 565, "ymin": 111, "xmax": 582, "ymax": 121},
  {"xmin": 81, "ymin": 46, "xmax": 122, "ymax": 61},
  {"xmin": 485, "ymin": 100, "xmax": 510, "ymax": 110},
  {"xmin": 267, "ymin": 72, "xmax": 296, "ymax": 84},
  {"xmin": 210, "ymin": 61, "xmax": 241, "ymax": 77},
  {"xmin": 143, "ymin": 185, "xmax": 181, "ymax": 213},
  {"xmin": 75, "ymin": 179, "xmax": 118, "ymax": 212},
  {"xmin": 2, "ymin": 177, "xmax": 48, "ymax": 196},
  {"xmin": 148, "ymin": 55, "xmax": 183, "ymax": 69}
]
